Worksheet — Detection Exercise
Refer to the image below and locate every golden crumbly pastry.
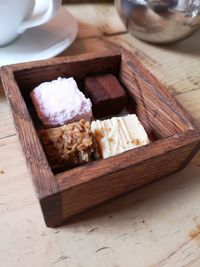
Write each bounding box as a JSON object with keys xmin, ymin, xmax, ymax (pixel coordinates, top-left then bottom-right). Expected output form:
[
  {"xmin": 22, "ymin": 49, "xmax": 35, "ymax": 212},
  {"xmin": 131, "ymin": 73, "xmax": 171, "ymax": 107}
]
[
  {"xmin": 39, "ymin": 119, "xmax": 99, "ymax": 171},
  {"xmin": 91, "ymin": 114, "xmax": 149, "ymax": 159}
]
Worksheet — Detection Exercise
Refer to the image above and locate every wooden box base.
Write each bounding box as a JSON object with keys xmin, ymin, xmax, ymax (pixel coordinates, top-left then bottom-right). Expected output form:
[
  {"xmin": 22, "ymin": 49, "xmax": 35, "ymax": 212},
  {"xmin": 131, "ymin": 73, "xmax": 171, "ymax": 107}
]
[{"xmin": 1, "ymin": 49, "xmax": 200, "ymax": 227}]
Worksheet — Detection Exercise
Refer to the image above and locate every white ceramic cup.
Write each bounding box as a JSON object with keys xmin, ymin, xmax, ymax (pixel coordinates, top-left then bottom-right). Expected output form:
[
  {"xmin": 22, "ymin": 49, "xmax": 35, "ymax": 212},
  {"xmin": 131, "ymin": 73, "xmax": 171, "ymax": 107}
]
[{"xmin": 0, "ymin": 0, "xmax": 62, "ymax": 47}]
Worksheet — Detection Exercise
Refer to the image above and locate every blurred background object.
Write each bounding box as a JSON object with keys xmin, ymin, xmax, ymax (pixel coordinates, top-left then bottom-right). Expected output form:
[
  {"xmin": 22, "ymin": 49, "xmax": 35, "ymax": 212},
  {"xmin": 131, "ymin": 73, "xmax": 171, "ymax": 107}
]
[
  {"xmin": 63, "ymin": 0, "xmax": 113, "ymax": 2},
  {"xmin": 115, "ymin": 0, "xmax": 200, "ymax": 43}
]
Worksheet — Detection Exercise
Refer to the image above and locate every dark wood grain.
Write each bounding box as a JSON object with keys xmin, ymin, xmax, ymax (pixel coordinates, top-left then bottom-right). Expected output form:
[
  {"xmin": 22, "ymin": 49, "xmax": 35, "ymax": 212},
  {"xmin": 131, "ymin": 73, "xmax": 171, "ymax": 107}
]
[
  {"xmin": 1, "ymin": 48, "xmax": 200, "ymax": 227},
  {"xmin": 13, "ymin": 51, "xmax": 121, "ymax": 106},
  {"xmin": 119, "ymin": 49, "xmax": 200, "ymax": 137},
  {"xmin": 0, "ymin": 67, "xmax": 63, "ymax": 227},
  {"xmin": 60, "ymin": 135, "xmax": 200, "ymax": 222}
]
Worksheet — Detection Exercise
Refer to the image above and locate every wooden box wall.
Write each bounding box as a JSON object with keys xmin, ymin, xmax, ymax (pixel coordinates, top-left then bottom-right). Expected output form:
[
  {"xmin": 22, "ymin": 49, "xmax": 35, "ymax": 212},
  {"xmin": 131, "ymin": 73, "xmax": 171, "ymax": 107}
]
[{"xmin": 1, "ymin": 49, "xmax": 200, "ymax": 227}]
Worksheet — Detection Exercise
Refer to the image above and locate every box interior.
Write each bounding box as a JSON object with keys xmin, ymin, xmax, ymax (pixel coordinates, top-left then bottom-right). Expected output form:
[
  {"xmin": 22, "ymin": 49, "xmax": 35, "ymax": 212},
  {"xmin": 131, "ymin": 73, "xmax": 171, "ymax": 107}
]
[{"xmin": 13, "ymin": 53, "xmax": 193, "ymax": 174}]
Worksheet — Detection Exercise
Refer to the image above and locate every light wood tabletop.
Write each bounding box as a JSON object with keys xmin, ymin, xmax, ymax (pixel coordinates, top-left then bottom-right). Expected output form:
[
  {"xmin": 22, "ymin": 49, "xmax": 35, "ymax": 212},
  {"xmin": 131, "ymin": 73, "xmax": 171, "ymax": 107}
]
[{"xmin": 0, "ymin": 4, "xmax": 200, "ymax": 267}]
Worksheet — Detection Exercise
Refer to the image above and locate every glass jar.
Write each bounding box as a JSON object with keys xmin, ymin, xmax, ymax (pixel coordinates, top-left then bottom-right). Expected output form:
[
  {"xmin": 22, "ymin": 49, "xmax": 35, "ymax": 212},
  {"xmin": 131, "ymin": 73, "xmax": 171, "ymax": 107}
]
[{"xmin": 115, "ymin": 0, "xmax": 200, "ymax": 43}]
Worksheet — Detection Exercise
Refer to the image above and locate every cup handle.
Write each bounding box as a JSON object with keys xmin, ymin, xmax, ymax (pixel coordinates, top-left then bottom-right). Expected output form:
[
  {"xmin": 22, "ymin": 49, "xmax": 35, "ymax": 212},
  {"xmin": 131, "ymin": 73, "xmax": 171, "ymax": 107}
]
[{"xmin": 18, "ymin": 0, "xmax": 62, "ymax": 34}]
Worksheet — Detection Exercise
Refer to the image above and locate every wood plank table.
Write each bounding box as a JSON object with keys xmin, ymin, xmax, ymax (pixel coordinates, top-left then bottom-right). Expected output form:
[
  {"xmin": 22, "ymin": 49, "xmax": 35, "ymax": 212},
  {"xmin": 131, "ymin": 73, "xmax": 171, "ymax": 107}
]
[{"xmin": 0, "ymin": 4, "xmax": 200, "ymax": 267}]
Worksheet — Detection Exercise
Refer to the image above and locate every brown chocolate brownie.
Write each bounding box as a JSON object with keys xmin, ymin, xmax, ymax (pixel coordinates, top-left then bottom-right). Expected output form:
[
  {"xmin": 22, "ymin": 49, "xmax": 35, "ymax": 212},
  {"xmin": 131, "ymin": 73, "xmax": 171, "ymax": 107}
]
[{"xmin": 84, "ymin": 74, "xmax": 127, "ymax": 118}]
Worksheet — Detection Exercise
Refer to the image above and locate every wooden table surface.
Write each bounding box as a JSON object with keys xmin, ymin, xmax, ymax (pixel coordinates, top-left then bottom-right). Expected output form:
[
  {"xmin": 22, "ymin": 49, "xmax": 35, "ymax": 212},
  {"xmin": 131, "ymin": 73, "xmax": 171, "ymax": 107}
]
[{"xmin": 1, "ymin": 4, "xmax": 200, "ymax": 267}]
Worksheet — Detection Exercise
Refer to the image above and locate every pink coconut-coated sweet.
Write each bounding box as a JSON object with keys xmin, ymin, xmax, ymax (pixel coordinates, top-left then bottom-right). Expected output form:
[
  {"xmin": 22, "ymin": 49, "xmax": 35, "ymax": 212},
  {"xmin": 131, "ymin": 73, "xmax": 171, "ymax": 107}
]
[{"xmin": 30, "ymin": 77, "xmax": 92, "ymax": 126}]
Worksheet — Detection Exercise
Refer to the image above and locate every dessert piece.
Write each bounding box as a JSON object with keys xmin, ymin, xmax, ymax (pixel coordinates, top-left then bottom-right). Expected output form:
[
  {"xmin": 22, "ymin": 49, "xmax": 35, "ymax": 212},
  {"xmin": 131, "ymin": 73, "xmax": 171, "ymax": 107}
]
[
  {"xmin": 91, "ymin": 114, "xmax": 149, "ymax": 159},
  {"xmin": 39, "ymin": 119, "xmax": 100, "ymax": 171},
  {"xmin": 84, "ymin": 74, "xmax": 127, "ymax": 118},
  {"xmin": 30, "ymin": 77, "xmax": 92, "ymax": 127}
]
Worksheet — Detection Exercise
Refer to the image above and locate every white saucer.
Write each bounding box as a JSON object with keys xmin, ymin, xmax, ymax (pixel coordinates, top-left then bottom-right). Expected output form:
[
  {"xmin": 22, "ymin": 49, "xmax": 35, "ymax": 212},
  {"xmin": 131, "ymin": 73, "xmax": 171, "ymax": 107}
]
[{"xmin": 0, "ymin": 7, "xmax": 78, "ymax": 67}]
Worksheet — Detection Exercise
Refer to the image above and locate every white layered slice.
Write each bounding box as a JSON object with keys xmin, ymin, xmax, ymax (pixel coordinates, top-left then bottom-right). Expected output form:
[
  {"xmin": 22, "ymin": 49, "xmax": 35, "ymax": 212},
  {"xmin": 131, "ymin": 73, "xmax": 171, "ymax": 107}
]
[{"xmin": 91, "ymin": 114, "xmax": 149, "ymax": 159}]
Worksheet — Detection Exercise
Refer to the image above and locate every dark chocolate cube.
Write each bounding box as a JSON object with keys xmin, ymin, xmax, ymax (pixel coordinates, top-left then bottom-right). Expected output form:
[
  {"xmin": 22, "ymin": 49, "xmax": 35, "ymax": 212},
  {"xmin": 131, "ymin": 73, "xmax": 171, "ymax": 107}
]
[{"xmin": 84, "ymin": 74, "xmax": 127, "ymax": 118}]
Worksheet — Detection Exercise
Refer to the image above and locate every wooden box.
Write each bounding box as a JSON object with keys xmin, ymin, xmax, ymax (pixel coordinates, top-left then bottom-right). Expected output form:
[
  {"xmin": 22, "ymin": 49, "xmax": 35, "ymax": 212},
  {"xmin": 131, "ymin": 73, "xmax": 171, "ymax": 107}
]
[{"xmin": 1, "ymin": 49, "xmax": 200, "ymax": 227}]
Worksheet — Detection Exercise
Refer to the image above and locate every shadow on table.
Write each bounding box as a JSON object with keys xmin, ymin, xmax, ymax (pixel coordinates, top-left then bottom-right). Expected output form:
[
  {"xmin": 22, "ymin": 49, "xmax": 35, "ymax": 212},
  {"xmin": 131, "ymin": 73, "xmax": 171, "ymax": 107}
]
[
  {"xmin": 59, "ymin": 21, "xmax": 121, "ymax": 57},
  {"xmin": 60, "ymin": 153, "xmax": 200, "ymax": 230},
  {"xmin": 157, "ymin": 29, "xmax": 200, "ymax": 56}
]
